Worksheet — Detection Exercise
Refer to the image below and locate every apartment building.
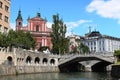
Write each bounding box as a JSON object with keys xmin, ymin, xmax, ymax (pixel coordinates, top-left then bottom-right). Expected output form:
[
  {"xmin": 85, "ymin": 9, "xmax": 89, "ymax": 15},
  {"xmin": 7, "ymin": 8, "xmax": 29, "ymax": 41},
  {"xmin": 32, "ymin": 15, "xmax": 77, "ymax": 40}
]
[{"xmin": 0, "ymin": 0, "xmax": 10, "ymax": 33}]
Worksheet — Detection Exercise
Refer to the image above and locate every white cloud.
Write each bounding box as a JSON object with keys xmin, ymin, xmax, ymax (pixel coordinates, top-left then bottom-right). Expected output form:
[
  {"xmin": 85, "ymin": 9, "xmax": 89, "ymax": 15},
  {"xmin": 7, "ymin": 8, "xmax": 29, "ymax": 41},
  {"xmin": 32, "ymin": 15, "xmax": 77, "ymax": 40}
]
[
  {"xmin": 10, "ymin": 23, "xmax": 27, "ymax": 30},
  {"xmin": 47, "ymin": 22, "xmax": 52, "ymax": 28},
  {"xmin": 46, "ymin": 20, "xmax": 92, "ymax": 36},
  {"xmin": 65, "ymin": 20, "xmax": 92, "ymax": 36},
  {"xmin": 47, "ymin": 20, "xmax": 92, "ymax": 29},
  {"xmin": 65, "ymin": 20, "xmax": 92, "ymax": 31},
  {"xmin": 10, "ymin": 23, "xmax": 16, "ymax": 30},
  {"xmin": 86, "ymin": 0, "xmax": 120, "ymax": 23}
]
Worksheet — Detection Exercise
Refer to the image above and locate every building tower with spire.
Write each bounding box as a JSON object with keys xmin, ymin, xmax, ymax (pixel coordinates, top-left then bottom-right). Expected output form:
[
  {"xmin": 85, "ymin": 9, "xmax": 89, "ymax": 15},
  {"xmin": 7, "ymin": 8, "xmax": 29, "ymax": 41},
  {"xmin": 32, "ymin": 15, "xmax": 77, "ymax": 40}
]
[{"xmin": 16, "ymin": 9, "xmax": 23, "ymax": 30}]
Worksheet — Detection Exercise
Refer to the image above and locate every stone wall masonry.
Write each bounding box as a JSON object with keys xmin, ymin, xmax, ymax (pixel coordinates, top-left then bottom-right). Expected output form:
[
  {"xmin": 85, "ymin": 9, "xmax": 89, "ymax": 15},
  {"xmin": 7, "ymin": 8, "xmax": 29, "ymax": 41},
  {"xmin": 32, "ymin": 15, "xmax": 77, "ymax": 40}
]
[
  {"xmin": 16, "ymin": 66, "xmax": 59, "ymax": 74},
  {"xmin": 0, "ymin": 48, "xmax": 60, "ymax": 76},
  {"xmin": 111, "ymin": 65, "xmax": 120, "ymax": 78},
  {"xmin": 0, "ymin": 65, "xmax": 59, "ymax": 76},
  {"xmin": 0, "ymin": 65, "xmax": 16, "ymax": 76}
]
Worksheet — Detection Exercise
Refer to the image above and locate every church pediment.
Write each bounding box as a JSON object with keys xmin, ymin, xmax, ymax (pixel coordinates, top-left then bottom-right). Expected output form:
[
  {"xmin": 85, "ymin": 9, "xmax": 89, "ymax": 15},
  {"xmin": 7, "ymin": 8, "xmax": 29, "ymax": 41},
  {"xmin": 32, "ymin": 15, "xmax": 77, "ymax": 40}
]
[{"xmin": 30, "ymin": 17, "xmax": 45, "ymax": 21}]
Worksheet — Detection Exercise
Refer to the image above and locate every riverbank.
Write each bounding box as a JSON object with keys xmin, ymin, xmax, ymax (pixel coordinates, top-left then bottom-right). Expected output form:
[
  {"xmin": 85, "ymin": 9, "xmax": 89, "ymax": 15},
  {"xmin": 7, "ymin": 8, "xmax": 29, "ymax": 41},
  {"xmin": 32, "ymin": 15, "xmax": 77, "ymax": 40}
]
[
  {"xmin": 0, "ymin": 65, "xmax": 59, "ymax": 76},
  {"xmin": 111, "ymin": 65, "xmax": 120, "ymax": 78},
  {"xmin": 0, "ymin": 65, "xmax": 16, "ymax": 76},
  {"xmin": 0, "ymin": 72, "xmax": 117, "ymax": 80}
]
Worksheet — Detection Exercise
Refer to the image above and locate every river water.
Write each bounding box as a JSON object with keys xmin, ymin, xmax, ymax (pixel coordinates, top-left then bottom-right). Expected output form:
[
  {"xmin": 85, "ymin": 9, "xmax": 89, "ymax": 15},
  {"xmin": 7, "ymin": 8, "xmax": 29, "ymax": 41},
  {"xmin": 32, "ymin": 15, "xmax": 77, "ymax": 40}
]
[{"xmin": 0, "ymin": 72, "xmax": 119, "ymax": 80}]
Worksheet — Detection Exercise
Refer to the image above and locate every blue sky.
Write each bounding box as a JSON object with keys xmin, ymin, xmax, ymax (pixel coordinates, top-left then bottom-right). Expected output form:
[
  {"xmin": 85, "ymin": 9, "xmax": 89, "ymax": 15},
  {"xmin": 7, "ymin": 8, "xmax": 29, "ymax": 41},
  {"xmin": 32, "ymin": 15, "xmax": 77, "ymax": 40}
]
[{"xmin": 10, "ymin": 0, "xmax": 120, "ymax": 37}]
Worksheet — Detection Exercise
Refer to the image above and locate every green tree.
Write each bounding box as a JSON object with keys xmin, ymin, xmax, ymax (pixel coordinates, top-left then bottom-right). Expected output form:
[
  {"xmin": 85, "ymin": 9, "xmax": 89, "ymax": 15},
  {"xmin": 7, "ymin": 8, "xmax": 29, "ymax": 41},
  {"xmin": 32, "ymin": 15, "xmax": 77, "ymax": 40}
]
[
  {"xmin": 79, "ymin": 43, "xmax": 89, "ymax": 54},
  {"xmin": 25, "ymin": 31, "xmax": 36, "ymax": 49},
  {"xmin": 7, "ymin": 30, "xmax": 36, "ymax": 50},
  {"xmin": 7, "ymin": 29, "xmax": 17, "ymax": 47},
  {"xmin": 114, "ymin": 50, "xmax": 120, "ymax": 56},
  {"xmin": 38, "ymin": 46, "xmax": 50, "ymax": 52},
  {"xmin": 0, "ymin": 33, "xmax": 8, "ymax": 48},
  {"xmin": 15, "ymin": 30, "xmax": 36, "ymax": 49},
  {"xmin": 51, "ymin": 14, "xmax": 68, "ymax": 54},
  {"xmin": 114, "ymin": 50, "xmax": 120, "ymax": 63},
  {"xmin": 72, "ymin": 46, "xmax": 78, "ymax": 53}
]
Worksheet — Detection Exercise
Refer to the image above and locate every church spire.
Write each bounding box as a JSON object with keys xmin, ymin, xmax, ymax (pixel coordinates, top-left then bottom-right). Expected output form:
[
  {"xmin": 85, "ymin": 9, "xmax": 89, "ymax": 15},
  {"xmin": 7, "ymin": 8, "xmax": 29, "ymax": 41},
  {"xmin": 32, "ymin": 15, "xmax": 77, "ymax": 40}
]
[
  {"xmin": 16, "ymin": 9, "xmax": 23, "ymax": 31},
  {"xmin": 16, "ymin": 9, "xmax": 23, "ymax": 20}
]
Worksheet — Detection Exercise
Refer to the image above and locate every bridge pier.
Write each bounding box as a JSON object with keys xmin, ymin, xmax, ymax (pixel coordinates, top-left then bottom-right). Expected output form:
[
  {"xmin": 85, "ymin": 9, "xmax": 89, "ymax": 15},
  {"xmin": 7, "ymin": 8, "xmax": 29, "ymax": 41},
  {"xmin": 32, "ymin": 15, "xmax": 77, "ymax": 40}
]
[
  {"xmin": 85, "ymin": 65, "xmax": 92, "ymax": 72},
  {"xmin": 80, "ymin": 61, "xmax": 93, "ymax": 72}
]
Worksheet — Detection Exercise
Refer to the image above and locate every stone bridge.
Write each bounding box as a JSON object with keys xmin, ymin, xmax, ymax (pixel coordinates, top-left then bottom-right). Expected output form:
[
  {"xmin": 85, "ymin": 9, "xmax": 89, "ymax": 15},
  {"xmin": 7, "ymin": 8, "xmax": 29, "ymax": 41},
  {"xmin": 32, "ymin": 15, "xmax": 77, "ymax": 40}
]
[
  {"xmin": 0, "ymin": 47, "xmax": 115, "ymax": 73},
  {"xmin": 58, "ymin": 54, "xmax": 114, "ymax": 72}
]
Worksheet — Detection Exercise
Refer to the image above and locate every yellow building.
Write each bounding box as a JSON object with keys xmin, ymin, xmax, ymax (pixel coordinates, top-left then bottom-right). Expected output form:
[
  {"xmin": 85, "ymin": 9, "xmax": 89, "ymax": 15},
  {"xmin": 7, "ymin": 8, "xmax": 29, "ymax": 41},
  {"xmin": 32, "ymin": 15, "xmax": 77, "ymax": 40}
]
[{"xmin": 0, "ymin": 0, "xmax": 10, "ymax": 33}]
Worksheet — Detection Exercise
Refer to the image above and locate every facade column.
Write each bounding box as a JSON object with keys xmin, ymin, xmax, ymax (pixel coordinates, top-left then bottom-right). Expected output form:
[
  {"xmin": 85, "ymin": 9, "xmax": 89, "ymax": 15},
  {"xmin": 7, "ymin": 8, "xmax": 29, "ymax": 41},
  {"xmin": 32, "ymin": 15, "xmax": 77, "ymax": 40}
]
[
  {"xmin": 45, "ymin": 23, "xmax": 46, "ymax": 31},
  {"xmin": 42, "ymin": 24, "xmax": 44, "ymax": 32},
  {"xmin": 42, "ymin": 39, "xmax": 44, "ymax": 46},
  {"xmin": 45, "ymin": 38, "xmax": 47, "ymax": 46},
  {"xmin": 44, "ymin": 39, "xmax": 45, "ymax": 46},
  {"xmin": 96, "ymin": 40, "xmax": 98, "ymax": 52}
]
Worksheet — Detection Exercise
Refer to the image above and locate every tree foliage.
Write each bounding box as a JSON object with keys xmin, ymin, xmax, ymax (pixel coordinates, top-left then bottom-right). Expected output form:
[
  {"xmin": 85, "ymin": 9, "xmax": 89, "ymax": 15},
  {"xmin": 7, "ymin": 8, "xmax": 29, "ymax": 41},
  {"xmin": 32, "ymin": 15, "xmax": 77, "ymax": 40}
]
[
  {"xmin": 71, "ymin": 46, "xmax": 78, "ymax": 53},
  {"xmin": 0, "ymin": 29, "xmax": 36, "ymax": 50},
  {"xmin": 114, "ymin": 50, "xmax": 120, "ymax": 63},
  {"xmin": 0, "ymin": 33, "xmax": 8, "ymax": 48},
  {"xmin": 78, "ymin": 43, "xmax": 90, "ymax": 54},
  {"xmin": 114, "ymin": 50, "xmax": 120, "ymax": 56},
  {"xmin": 51, "ymin": 14, "xmax": 68, "ymax": 54}
]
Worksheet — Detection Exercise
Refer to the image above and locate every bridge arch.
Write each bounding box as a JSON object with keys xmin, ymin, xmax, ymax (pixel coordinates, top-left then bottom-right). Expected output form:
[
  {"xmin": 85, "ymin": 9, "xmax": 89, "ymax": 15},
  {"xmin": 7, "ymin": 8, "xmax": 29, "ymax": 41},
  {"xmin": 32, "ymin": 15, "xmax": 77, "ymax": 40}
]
[
  {"xmin": 59, "ymin": 62, "xmax": 85, "ymax": 72},
  {"xmin": 91, "ymin": 61, "xmax": 112, "ymax": 72}
]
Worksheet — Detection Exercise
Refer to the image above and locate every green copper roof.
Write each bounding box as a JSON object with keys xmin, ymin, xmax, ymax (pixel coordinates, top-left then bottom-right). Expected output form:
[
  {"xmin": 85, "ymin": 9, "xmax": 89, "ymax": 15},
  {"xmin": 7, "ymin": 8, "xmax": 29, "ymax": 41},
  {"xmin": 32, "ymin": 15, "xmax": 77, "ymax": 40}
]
[{"xmin": 16, "ymin": 9, "xmax": 23, "ymax": 20}]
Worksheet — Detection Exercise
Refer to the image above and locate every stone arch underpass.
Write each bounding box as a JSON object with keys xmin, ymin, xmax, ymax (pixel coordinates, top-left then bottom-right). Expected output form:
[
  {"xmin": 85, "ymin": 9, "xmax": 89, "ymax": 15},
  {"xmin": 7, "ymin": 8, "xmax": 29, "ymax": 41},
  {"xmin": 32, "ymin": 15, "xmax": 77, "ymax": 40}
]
[{"xmin": 58, "ymin": 55, "xmax": 114, "ymax": 72}]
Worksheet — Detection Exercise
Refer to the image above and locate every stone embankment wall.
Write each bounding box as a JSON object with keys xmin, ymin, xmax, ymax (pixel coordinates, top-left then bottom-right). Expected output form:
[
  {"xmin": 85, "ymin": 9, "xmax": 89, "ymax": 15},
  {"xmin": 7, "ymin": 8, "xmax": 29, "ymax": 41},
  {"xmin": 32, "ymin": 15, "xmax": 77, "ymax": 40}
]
[
  {"xmin": 0, "ymin": 48, "xmax": 60, "ymax": 75},
  {"xmin": 111, "ymin": 65, "xmax": 120, "ymax": 78},
  {"xmin": 0, "ymin": 66, "xmax": 59, "ymax": 75},
  {"xmin": 16, "ymin": 66, "xmax": 59, "ymax": 74},
  {"xmin": 0, "ymin": 65, "xmax": 16, "ymax": 76}
]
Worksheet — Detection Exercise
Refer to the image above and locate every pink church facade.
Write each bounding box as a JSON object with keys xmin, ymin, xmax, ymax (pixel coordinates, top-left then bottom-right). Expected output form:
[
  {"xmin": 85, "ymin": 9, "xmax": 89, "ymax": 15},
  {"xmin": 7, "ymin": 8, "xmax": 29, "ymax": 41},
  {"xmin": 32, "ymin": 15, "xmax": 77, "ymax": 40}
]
[{"xmin": 16, "ymin": 10, "xmax": 52, "ymax": 50}]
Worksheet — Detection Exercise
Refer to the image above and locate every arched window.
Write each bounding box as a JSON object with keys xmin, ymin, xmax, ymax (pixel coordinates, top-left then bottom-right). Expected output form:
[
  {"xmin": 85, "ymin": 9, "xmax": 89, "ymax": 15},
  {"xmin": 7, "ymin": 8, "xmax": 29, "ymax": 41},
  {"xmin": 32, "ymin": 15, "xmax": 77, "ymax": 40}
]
[
  {"xmin": 50, "ymin": 59, "xmax": 55, "ymax": 65},
  {"xmin": 42, "ymin": 58, "xmax": 48, "ymax": 64},
  {"xmin": 36, "ymin": 25, "xmax": 39, "ymax": 32},
  {"xmin": 19, "ymin": 22, "xmax": 21, "ymax": 25},
  {"xmin": 26, "ymin": 56, "xmax": 32, "ymax": 63},
  {"xmin": 7, "ymin": 56, "xmax": 13, "ymax": 65},
  {"xmin": 34, "ymin": 57, "xmax": 40, "ymax": 64}
]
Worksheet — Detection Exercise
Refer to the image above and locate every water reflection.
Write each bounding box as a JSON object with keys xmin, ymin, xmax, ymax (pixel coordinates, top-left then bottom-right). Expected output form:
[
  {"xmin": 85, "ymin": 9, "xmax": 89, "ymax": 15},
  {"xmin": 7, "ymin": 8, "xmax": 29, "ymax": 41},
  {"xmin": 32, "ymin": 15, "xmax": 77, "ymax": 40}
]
[{"xmin": 0, "ymin": 72, "xmax": 119, "ymax": 80}]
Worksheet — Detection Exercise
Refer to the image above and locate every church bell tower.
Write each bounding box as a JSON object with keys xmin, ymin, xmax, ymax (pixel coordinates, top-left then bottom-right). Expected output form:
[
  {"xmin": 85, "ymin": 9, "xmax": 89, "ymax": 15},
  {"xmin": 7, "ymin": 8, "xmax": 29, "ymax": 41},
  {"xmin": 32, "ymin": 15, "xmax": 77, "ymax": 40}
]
[{"xmin": 16, "ymin": 9, "xmax": 23, "ymax": 30}]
